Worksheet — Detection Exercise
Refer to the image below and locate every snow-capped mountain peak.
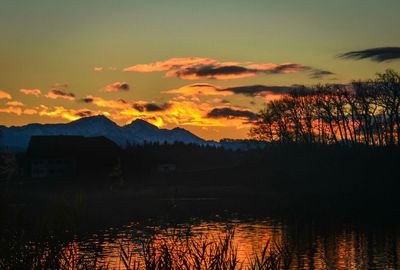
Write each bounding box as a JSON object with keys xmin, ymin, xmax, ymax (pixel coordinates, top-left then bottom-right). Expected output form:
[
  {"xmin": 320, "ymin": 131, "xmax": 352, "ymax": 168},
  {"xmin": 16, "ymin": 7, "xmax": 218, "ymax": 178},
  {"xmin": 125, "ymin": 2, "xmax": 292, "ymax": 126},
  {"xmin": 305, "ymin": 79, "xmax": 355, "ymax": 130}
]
[{"xmin": 0, "ymin": 117, "xmax": 206, "ymax": 150}]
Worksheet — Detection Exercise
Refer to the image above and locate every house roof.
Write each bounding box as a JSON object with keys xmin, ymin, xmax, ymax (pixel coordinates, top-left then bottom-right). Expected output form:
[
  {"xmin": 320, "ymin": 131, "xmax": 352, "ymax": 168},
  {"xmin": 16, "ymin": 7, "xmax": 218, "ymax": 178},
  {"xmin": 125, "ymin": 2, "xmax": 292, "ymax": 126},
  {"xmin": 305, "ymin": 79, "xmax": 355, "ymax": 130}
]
[{"xmin": 27, "ymin": 136, "xmax": 122, "ymax": 158}]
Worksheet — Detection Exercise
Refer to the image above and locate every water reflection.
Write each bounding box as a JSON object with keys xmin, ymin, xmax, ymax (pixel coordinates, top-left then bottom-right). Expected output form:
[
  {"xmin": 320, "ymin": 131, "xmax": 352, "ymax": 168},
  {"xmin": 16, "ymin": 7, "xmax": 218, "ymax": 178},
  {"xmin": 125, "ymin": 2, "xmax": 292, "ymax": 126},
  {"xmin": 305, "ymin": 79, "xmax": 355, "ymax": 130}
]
[{"xmin": 62, "ymin": 218, "xmax": 399, "ymax": 269}]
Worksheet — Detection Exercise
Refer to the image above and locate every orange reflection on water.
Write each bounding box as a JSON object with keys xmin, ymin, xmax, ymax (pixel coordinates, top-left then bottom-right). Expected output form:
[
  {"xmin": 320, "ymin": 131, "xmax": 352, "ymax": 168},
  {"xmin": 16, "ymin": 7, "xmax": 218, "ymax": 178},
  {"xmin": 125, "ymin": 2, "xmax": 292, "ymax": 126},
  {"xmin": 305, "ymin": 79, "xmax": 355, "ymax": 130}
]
[{"xmin": 56, "ymin": 220, "xmax": 400, "ymax": 270}]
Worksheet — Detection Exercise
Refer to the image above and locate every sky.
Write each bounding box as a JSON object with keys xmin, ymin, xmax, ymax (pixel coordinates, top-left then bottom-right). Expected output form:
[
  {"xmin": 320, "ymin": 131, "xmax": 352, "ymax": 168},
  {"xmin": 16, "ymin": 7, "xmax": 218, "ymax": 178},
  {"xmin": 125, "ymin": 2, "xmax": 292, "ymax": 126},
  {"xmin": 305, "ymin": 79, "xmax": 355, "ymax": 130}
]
[{"xmin": 1, "ymin": 0, "xmax": 400, "ymax": 140}]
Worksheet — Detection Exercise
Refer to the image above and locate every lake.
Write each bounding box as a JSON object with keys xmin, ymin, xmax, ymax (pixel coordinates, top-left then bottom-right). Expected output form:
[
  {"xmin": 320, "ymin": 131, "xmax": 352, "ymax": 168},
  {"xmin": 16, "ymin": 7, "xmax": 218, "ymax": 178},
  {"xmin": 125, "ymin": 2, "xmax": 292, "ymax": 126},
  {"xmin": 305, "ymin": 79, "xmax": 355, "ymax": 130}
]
[
  {"xmin": 58, "ymin": 215, "xmax": 399, "ymax": 269},
  {"xmin": 2, "ymin": 186, "xmax": 400, "ymax": 269}
]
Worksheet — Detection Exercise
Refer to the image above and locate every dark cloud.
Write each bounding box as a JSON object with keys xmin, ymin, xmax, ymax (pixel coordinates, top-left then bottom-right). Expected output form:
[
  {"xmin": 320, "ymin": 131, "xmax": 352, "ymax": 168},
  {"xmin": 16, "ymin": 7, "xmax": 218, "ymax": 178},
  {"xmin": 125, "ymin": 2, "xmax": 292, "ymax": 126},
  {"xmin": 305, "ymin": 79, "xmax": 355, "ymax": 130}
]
[
  {"xmin": 222, "ymin": 85, "xmax": 296, "ymax": 96},
  {"xmin": 133, "ymin": 102, "xmax": 171, "ymax": 112},
  {"xmin": 190, "ymin": 83, "xmax": 218, "ymax": 88},
  {"xmin": 207, "ymin": 107, "xmax": 258, "ymax": 121},
  {"xmin": 51, "ymin": 89, "xmax": 74, "ymax": 97},
  {"xmin": 132, "ymin": 104, "xmax": 144, "ymax": 112},
  {"xmin": 309, "ymin": 69, "xmax": 336, "ymax": 79},
  {"xmin": 119, "ymin": 83, "xmax": 129, "ymax": 91},
  {"xmin": 104, "ymin": 82, "xmax": 130, "ymax": 92},
  {"xmin": 176, "ymin": 65, "xmax": 251, "ymax": 78},
  {"xmin": 269, "ymin": 63, "xmax": 310, "ymax": 74},
  {"xmin": 145, "ymin": 103, "xmax": 171, "ymax": 112},
  {"xmin": 173, "ymin": 63, "xmax": 309, "ymax": 80},
  {"xmin": 81, "ymin": 97, "xmax": 94, "ymax": 103},
  {"xmin": 45, "ymin": 89, "xmax": 75, "ymax": 100},
  {"xmin": 125, "ymin": 57, "xmax": 332, "ymax": 81},
  {"xmin": 339, "ymin": 47, "xmax": 400, "ymax": 62}
]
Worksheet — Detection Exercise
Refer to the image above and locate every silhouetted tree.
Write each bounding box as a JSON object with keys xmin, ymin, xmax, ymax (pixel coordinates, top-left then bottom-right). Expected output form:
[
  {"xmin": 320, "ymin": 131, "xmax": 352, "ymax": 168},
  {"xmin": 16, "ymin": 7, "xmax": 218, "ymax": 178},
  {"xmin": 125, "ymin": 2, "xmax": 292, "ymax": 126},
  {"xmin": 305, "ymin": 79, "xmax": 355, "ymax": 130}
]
[{"xmin": 251, "ymin": 70, "xmax": 400, "ymax": 147}]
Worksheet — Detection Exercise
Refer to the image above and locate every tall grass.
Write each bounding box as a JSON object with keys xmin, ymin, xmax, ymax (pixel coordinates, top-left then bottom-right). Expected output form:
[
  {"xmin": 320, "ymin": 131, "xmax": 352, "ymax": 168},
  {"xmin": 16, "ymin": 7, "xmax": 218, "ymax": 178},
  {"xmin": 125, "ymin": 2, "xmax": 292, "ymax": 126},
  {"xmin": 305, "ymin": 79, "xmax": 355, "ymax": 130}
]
[{"xmin": 0, "ymin": 230, "xmax": 292, "ymax": 270}]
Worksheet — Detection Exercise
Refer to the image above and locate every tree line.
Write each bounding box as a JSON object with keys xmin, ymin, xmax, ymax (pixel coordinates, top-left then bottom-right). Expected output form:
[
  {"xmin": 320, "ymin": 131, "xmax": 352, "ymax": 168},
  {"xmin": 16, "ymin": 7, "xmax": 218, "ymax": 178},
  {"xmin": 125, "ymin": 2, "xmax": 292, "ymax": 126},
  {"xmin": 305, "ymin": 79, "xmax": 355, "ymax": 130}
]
[{"xmin": 250, "ymin": 69, "xmax": 400, "ymax": 146}]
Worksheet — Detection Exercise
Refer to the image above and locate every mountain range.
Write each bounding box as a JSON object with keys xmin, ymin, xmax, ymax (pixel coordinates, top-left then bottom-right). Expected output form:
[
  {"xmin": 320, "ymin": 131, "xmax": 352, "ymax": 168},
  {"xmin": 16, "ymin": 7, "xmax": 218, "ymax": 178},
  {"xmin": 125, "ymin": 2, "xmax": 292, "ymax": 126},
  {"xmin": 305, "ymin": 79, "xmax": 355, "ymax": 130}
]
[{"xmin": 0, "ymin": 115, "xmax": 208, "ymax": 150}]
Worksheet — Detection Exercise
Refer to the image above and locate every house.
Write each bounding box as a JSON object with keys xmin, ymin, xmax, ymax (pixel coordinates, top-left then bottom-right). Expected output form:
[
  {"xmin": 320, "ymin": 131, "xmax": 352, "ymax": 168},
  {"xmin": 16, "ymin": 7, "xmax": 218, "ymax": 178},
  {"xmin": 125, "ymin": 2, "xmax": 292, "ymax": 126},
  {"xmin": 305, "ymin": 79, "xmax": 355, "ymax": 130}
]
[{"xmin": 27, "ymin": 136, "xmax": 122, "ymax": 179}]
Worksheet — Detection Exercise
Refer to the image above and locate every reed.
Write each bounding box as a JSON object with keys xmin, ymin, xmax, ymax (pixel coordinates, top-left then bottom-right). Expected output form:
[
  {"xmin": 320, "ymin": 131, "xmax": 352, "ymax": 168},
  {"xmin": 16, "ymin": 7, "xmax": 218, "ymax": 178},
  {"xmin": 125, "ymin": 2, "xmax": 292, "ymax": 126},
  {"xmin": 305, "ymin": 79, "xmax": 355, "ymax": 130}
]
[{"xmin": 0, "ymin": 230, "xmax": 292, "ymax": 270}]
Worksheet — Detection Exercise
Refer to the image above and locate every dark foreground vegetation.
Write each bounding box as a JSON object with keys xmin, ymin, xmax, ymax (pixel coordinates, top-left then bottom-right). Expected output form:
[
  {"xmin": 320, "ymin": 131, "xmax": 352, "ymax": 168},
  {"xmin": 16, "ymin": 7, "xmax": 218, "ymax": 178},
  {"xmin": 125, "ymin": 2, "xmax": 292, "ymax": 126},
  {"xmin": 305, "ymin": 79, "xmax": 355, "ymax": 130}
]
[
  {"xmin": 1, "ymin": 141, "xmax": 399, "ymax": 269},
  {"xmin": 2, "ymin": 143, "xmax": 400, "ymax": 213},
  {"xmin": 1, "ymin": 230, "xmax": 293, "ymax": 270}
]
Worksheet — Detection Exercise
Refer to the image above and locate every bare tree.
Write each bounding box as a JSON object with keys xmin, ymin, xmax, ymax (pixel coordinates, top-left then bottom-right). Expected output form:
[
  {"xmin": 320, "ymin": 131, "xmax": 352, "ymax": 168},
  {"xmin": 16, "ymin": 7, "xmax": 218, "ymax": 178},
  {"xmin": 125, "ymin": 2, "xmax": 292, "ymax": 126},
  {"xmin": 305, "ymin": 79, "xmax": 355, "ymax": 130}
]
[{"xmin": 250, "ymin": 70, "xmax": 400, "ymax": 147}]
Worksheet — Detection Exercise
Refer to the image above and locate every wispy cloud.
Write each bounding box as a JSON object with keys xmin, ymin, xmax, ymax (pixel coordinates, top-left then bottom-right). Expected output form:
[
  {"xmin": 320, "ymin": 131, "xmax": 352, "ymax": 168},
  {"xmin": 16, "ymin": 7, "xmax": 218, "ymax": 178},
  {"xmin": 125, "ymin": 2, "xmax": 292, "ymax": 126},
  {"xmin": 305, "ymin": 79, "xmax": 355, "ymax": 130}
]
[
  {"xmin": 0, "ymin": 90, "xmax": 12, "ymax": 100},
  {"xmin": 339, "ymin": 47, "xmax": 400, "ymax": 62},
  {"xmin": 223, "ymin": 84, "xmax": 296, "ymax": 96},
  {"xmin": 124, "ymin": 57, "xmax": 215, "ymax": 72},
  {"xmin": 20, "ymin": 89, "xmax": 41, "ymax": 97},
  {"xmin": 81, "ymin": 96, "xmax": 131, "ymax": 110},
  {"xmin": 38, "ymin": 105, "xmax": 105, "ymax": 121},
  {"xmin": 104, "ymin": 82, "xmax": 130, "ymax": 92},
  {"xmin": 6, "ymin": 101, "xmax": 24, "ymax": 107},
  {"xmin": 0, "ymin": 106, "xmax": 37, "ymax": 116},
  {"xmin": 45, "ymin": 89, "xmax": 76, "ymax": 101},
  {"xmin": 124, "ymin": 57, "xmax": 319, "ymax": 80},
  {"xmin": 164, "ymin": 83, "xmax": 302, "ymax": 100},
  {"xmin": 23, "ymin": 109, "xmax": 37, "ymax": 115},
  {"xmin": 0, "ymin": 107, "xmax": 22, "ymax": 115},
  {"xmin": 163, "ymin": 83, "xmax": 232, "ymax": 97},
  {"xmin": 309, "ymin": 69, "xmax": 335, "ymax": 79}
]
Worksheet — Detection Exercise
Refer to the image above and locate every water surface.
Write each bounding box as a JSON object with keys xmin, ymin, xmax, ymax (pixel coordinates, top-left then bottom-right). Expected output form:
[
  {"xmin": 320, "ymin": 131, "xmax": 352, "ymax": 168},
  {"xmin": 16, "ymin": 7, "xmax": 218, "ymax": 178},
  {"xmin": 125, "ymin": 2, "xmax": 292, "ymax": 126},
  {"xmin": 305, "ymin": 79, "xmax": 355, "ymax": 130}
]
[{"xmin": 69, "ymin": 216, "xmax": 400, "ymax": 269}]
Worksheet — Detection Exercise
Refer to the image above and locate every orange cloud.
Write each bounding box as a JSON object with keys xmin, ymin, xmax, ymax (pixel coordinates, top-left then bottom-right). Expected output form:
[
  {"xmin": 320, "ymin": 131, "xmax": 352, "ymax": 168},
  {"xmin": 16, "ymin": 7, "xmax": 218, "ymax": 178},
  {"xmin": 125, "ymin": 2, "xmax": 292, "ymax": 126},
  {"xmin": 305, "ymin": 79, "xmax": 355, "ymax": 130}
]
[
  {"xmin": 23, "ymin": 109, "xmax": 38, "ymax": 115},
  {"xmin": 20, "ymin": 88, "xmax": 41, "ymax": 97},
  {"xmin": 0, "ymin": 90, "xmax": 12, "ymax": 99},
  {"xmin": 124, "ymin": 57, "xmax": 311, "ymax": 80},
  {"xmin": 45, "ymin": 89, "xmax": 75, "ymax": 101},
  {"xmin": 0, "ymin": 105, "xmax": 37, "ymax": 116},
  {"xmin": 124, "ymin": 57, "xmax": 215, "ymax": 72},
  {"xmin": 2, "ymin": 88, "xmax": 256, "ymax": 132},
  {"xmin": 119, "ymin": 100, "xmax": 221, "ymax": 127},
  {"xmin": 38, "ymin": 105, "xmax": 107, "ymax": 121},
  {"xmin": 118, "ymin": 99, "xmax": 254, "ymax": 130},
  {"xmin": 94, "ymin": 67, "xmax": 103, "ymax": 72},
  {"xmin": 0, "ymin": 106, "xmax": 22, "ymax": 115},
  {"xmin": 77, "ymin": 86, "xmax": 256, "ymax": 129},
  {"xmin": 163, "ymin": 83, "xmax": 232, "ymax": 97},
  {"xmin": 6, "ymin": 101, "xmax": 24, "ymax": 107},
  {"xmin": 162, "ymin": 83, "xmax": 287, "ymax": 105},
  {"xmin": 104, "ymin": 82, "xmax": 130, "ymax": 92},
  {"xmin": 82, "ymin": 96, "xmax": 132, "ymax": 110}
]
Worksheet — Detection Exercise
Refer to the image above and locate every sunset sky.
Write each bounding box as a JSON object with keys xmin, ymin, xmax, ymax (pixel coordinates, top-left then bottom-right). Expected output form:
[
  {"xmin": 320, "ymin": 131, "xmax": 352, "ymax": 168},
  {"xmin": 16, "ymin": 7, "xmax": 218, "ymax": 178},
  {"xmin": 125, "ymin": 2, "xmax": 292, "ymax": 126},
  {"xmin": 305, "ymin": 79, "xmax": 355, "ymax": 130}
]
[{"xmin": 1, "ymin": 0, "xmax": 400, "ymax": 140}]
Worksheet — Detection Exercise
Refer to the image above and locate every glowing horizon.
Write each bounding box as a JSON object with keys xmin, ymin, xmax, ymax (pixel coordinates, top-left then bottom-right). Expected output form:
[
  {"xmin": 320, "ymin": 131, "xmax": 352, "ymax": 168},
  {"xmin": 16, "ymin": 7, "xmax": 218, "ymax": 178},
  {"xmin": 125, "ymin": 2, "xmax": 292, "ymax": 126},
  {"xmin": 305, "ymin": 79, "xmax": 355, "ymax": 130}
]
[{"xmin": 1, "ymin": 0, "xmax": 400, "ymax": 140}]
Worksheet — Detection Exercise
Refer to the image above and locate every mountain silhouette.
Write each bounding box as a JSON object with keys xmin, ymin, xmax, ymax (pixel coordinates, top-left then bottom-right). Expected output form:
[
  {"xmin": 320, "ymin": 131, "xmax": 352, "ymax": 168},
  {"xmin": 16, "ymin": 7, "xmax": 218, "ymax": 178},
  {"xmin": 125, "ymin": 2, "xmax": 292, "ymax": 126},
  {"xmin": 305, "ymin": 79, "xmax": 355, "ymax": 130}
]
[{"xmin": 0, "ymin": 115, "xmax": 206, "ymax": 150}]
